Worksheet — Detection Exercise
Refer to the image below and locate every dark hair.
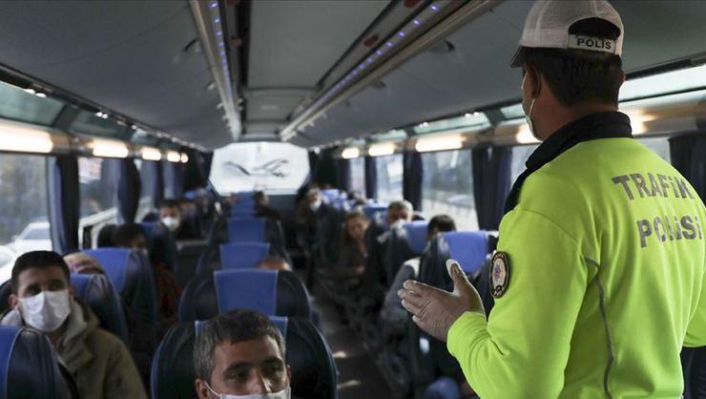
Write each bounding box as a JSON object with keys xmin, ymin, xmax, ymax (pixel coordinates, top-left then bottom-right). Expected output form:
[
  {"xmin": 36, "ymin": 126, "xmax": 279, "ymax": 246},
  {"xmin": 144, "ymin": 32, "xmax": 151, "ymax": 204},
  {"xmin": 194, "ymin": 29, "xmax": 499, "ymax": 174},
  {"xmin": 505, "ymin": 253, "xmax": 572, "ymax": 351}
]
[
  {"xmin": 112, "ymin": 223, "xmax": 146, "ymax": 248},
  {"xmin": 193, "ymin": 309, "xmax": 285, "ymax": 382},
  {"xmin": 428, "ymin": 214, "xmax": 456, "ymax": 236},
  {"xmin": 342, "ymin": 210, "xmax": 368, "ymax": 245},
  {"xmin": 523, "ymin": 18, "xmax": 623, "ymax": 106},
  {"xmin": 97, "ymin": 224, "xmax": 117, "ymax": 248},
  {"xmin": 158, "ymin": 199, "xmax": 180, "ymax": 209},
  {"xmin": 12, "ymin": 251, "xmax": 71, "ymax": 293}
]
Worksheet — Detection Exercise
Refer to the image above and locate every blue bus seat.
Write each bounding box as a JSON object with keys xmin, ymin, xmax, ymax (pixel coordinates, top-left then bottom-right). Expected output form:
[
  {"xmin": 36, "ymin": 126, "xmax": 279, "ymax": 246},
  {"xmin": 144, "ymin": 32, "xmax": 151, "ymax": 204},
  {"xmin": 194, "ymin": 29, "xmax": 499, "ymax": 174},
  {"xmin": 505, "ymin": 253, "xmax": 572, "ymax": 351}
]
[
  {"xmin": 139, "ymin": 221, "xmax": 178, "ymax": 272},
  {"xmin": 443, "ymin": 231, "xmax": 489, "ymax": 277},
  {"xmin": 70, "ymin": 274, "xmax": 129, "ymax": 346},
  {"xmin": 385, "ymin": 221, "xmax": 429, "ymax": 285},
  {"xmin": 363, "ymin": 204, "xmax": 388, "ymax": 221},
  {"xmin": 227, "ymin": 218, "xmax": 266, "ymax": 243},
  {"xmin": 0, "ymin": 326, "xmax": 77, "ymax": 398},
  {"xmin": 151, "ymin": 317, "xmax": 338, "ymax": 399},
  {"xmin": 219, "ymin": 242, "xmax": 270, "ymax": 270},
  {"xmin": 178, "ymin": 270, "xmax": 311, "ymax": 323}
]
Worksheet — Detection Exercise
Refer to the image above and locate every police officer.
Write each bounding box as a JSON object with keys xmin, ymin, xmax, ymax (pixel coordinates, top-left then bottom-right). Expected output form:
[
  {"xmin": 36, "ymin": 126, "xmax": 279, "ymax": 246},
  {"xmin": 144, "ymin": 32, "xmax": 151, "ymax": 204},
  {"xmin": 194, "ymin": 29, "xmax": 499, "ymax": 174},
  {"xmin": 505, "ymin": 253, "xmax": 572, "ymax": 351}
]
[{"xmin": 398, "ymin": 1, "xmax": 706, "ymax": 398}]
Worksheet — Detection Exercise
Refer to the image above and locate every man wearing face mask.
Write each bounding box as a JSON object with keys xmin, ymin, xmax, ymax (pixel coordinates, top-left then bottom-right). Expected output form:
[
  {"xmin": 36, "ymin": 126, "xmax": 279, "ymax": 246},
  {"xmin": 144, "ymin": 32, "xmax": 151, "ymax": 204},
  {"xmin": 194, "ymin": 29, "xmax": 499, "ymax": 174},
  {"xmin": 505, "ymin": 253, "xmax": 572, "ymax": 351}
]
[
  {"xmin": 1, "ymin": 250, "xmax": 147, "ymax": 399},
  {"xmin": 194, "ymin": 309, "xmax": 303, "ymax": 399},
  {"xmin": 398, "ymin": 1, "xmax": 706, "ymax": 398},
  {"xmin": 159, "ymin": 199, "xmax": 200, "ymax": 240}
]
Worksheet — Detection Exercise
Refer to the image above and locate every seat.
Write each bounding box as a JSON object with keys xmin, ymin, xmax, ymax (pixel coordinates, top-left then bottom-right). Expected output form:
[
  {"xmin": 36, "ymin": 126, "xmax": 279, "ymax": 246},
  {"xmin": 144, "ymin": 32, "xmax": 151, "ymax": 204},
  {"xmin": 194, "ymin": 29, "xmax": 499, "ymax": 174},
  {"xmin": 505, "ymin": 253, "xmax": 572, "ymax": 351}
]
[
  {"xmin": 219, "ymin": 242, "xmax": 270, "ymax": 269},
  {"xmin": 418, "ymin": 231, "xmax": 491, "ymax": 292},
  {"xmin": 363, "ymin": 204, "xmax": 388, "ymax": 221},
  {"xmin": 70, "ymin": 274, "xmax": 130, "ymax": 346},
  {"xmin": 151, "ymin": 317, "xmax": 338, "ymax": 399},
  {"xmin": 227, "ymin": 218, "xmax": 266, "ymax": 243},
  {"xmin": 140, "ymin": 221, "xmax": 178, "ymax": 272},
  {"xmin": 178, "ymin": 269, "xmax": 311, "ymax": 322},
  {"xmin": 385, "ymin": 221, "xmax": 429, "ymax": 285},
  {"xmin": 0, "ymin": 326, "xmax": 77, "ymax": 398}
]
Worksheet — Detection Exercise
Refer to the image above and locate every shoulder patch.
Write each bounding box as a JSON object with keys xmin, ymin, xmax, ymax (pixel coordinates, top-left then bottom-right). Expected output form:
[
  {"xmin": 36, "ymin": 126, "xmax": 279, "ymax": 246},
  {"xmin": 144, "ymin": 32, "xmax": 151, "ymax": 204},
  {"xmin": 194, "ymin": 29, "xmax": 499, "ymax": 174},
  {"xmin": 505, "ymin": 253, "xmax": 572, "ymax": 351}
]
[{"xmin": 490, "ymin": 251, "xmax": 511, "ymax": 298}]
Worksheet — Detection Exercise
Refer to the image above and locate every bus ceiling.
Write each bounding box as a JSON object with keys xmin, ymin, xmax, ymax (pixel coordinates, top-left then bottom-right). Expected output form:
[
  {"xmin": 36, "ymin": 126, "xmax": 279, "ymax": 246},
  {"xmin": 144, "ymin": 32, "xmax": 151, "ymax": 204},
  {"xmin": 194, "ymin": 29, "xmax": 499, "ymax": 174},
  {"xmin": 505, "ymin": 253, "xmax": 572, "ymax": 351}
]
[{"xmin": 0, "ymin": 1, "xmax": 705, "ymax": 151}]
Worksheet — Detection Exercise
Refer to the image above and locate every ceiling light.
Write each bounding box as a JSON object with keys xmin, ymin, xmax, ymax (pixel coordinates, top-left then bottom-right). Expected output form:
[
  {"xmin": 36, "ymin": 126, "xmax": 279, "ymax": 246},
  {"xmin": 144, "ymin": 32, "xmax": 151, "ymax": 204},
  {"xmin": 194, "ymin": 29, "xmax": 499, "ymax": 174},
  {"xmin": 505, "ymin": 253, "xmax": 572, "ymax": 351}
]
[
  {"xmin": 167, "ymin": 150, "xmax": 181, "ymax": 163},
  {"xmin": 368, "ymin": 143, "xmax": 396, "ymax": 157},
  {"xmin": 91, "ymin": 139, "xmax": 129, "ymax": 158},
  {"xmin": 0, "ymin": 123, "xmax": 54, "ymax": 154},
  {"xmin": 141, "ymin": 147, "xmax": 162, "ymax": 161},
  {"xmin": 181, "ymin": 153, "xmax": 189, "ymax": 163},
  {"xmin": 341, "ymin": 147, "xmax": 360, "ymax": 159},
  {"xmin": 415, "ymin": 136, "xmax": 464, "ymax": 153}
]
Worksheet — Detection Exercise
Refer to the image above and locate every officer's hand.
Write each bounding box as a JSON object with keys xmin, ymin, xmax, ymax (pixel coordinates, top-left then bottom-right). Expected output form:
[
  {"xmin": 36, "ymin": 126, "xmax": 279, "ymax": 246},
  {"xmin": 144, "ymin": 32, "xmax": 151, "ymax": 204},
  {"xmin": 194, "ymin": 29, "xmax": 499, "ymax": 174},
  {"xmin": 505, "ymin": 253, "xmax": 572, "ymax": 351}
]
[{"xmin": 398, "ymin": 262, "xmax": 484, "ymax": 342}]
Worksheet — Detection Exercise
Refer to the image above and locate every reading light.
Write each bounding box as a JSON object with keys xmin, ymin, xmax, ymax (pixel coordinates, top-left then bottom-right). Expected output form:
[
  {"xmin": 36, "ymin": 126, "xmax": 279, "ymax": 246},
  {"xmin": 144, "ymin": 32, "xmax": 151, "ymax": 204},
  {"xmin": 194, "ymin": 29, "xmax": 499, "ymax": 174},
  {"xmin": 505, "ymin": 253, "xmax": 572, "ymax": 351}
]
[
  {"xmin": 181, "ymin": 153, "xmax": 189, "ymax": 163},
  {"xmin": 341, "ymin": 147, "xmax": 361, "ymax": 159},
  {"xmin": 91, "ymin": 139, "xmax": 129, "ymax": 158},
  {"xmin": 141, "ymin": 147, "xmax": 162, "ymax": 161},
  {"xmin": 167, "ymin": 150, "xmax": 181, "ymax": 163},
  {"xmin": 368, "ymin": 143, "xmax": 396, "ymax": 157},
  {"xmin": 415, "ymin": 136, "xmax": 464, "ymax": 153}
]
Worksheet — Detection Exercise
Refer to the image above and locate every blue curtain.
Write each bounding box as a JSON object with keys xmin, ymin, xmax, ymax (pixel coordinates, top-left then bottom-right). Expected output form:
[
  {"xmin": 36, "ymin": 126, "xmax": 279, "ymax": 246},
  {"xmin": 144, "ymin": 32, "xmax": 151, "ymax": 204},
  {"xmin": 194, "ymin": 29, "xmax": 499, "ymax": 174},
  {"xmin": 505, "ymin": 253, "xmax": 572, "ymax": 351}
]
[
  {"xmin": 146, "ymin": 161, "xmax": 164, "ymax": 205},
  {"xmin": 184, "ymin": 149, "xmax": 212, "ymax": 192},
  {"xmin": 365, "ymin": 156, "xmax": 377, "ymax": 200},
  {"xmin": 337, "ymin": 158, "xmax": 351, "ymax": 192},
  {"xmin": 118, "ymin": 158, "xmax": 141, "ymax": 223},
  {"xmin": 670, "ymin": 133, "xmax": 706, "ymax": 201},
  {"xmin": 47, "ymin": 155, "xmax": 80, "ymax": 254},
  {"xmin": 472, "ymin": 146, "xmax": 512, "ymax": 230},
  {"xmin": 163, "ymin": 161, "xmax": 184, "ymax": 199},
  {"xmin": 312, "ymin": 148, "xmax": 338, "ymax": 188},
  {"xmin": 403, "ymin": 150, "xmax": 424, "ymax": 211}
]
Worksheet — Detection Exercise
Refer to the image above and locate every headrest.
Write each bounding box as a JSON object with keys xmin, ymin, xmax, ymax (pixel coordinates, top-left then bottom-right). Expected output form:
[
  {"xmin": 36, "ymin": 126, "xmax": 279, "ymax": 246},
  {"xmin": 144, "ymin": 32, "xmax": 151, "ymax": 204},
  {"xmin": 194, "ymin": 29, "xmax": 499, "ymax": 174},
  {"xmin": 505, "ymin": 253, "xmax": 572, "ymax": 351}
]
[
  {"xmin": 443, "ymin": 231, "xmax": 489, "ymax": 275},
  {"xmin": 227, "ymin": 218, "xmax": 266, "ymax": 243},
  {"xmin": 84, "ymin": 248, "xmax": 136, "ymax": 293},
  {"xmin": 230, "ymin": 209, "xmax": 257, "ymax": 218},
  {"xmin": 321, "ymin": 189, "xmax": 341, "ymax": 200},
  {"xmin": 219, "ymin": 242, "xmax": 270, "ymax": 269},
  {"xmin": 139, "ymin": 222, "xmax": 160, "ymax": 238},
  {"xmin": 215, "ymin": 270, "xmax": 278, "ymax": 315},
  {"xmin": 194, "ymin": 315, "xmax": 287, "ymax": 339},
  {"xmin": 70, "ymin": 274, "xmax": 129, "ymax": 346},
  {"xmin": 0, "ymin": 326, "xmax": 74, "ymax": 398},
  {"xmin": 364, "ymin": 205, "xmax": 388, "ymax": 220},
  {"xmin": 404, "ymin": 221, "xmax": 429, "ymax": 255}
]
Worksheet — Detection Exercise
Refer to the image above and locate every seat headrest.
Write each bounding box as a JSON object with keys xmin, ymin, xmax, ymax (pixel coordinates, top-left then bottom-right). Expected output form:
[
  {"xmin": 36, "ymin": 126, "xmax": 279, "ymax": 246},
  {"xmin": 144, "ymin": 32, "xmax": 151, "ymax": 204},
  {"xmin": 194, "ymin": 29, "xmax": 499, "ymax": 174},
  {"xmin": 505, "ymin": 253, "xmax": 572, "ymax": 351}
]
[
  {"xmin": 70, "ymin": 274, "xmax": 129, "ymax": 346},
  {"xmin": 219, "ymin": 242, "xmax": 270, "ymax": 269},
  {"xmin": 227, "ymin": 218, "xmax": 266, "ymax": 243},
  {"xmin": 364, "ymin": 205, "xmax": 388, "ymax": 220},
  {"xmin": 404, "ymin": 221, "xmax": 429, "ymax": 255},
  {"xmin": 443, "ymin": 231, "xmax": 489, "ymax": 275},
  {"xmin": 215, "ymin": 270, "xmax": 278, "ymax": 315},
  {"xmin": 0, "ymin": 326, "xmax": 74, "ymax": 398},
  {"xmin": 321, "ymin": 189, "xmax": 341, "ymax": 200},
  {"xmin": 194, "ymin": 315, "xmax": 287, "ymax": 338},
  {"xmin": 84, "ymin": 248, "xmax": 138, "ymax": 293},
  {"xmin": 139, "ymin": 222, "xmax": 160, "ymax": 238}
]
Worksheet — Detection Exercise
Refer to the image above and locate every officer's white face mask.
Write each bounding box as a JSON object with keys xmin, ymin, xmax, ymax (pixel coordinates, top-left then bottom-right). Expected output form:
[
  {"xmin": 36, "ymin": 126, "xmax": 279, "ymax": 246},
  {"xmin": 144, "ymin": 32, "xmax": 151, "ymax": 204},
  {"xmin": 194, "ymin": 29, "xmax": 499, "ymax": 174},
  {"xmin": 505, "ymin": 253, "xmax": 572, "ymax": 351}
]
[
  {"xmin": 19, "ymin": 289, "xmax": 71, "ymax": 333},
  {"xmin": 162, "ymin": 216, "xmax": 181, "ymax": 232},
  {"xmin": 205, "ymin": 384, "xmax": 291, "ymax": 399},
  {"xmin": 522, "ymin": 73, "xmax": 539, "ymax": 140}
]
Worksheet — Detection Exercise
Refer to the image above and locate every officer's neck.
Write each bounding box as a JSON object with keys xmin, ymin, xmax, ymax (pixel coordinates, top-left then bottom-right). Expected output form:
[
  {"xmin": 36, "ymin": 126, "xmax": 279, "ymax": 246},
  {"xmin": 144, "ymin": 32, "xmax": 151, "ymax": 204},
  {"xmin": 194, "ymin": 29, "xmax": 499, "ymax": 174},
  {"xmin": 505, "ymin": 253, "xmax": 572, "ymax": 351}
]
[{"xmin": 537, "ymin": 101, "xmax": 618, "ymax": 141}]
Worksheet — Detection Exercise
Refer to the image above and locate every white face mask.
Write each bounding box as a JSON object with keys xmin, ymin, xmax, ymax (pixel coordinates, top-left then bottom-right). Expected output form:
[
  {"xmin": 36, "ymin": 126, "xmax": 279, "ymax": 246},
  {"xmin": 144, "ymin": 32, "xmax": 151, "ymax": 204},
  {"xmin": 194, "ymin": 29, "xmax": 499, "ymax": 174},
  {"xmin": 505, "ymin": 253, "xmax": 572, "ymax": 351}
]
[
  {"xmin": 162, "ymin": 216, "xmax": 181, "ymax": 232},
  {"xmin": 19, "ymin": 290, "xmax": 71, "ymax": 333},
  {"xmin": 522, "ymin": 73, "xmax": 539, "ymax": 140},
  {"xmin": 309, "ymin": 198, "xmax": 322, "ymax": 212},
  {"xmin": 206, "ymin": 384, "xmax": 291, "ymax": 399}
]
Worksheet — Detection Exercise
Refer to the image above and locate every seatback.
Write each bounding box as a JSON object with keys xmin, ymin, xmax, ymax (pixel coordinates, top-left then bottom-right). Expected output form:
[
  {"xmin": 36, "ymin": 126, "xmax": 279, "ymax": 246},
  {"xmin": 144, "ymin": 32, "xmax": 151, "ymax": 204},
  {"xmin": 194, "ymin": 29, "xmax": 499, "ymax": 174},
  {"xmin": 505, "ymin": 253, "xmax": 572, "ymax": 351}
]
[
  {"xmin": 227, "ymin": 218, "xmax": 266, "ymax": 243},
  {"xmin": 385, "ymin": 221, "xmax": 428, "ymax": 284},
  {"xmin": 0, "ymin": 326, "xmax": 76, "ymax": 399},
  {"xmin": 363, "ymin": 204, "xmax": 388, "ymax": 221},
  {"xmin": 70, "ymin": 274, "xmax": 130, "ymax": 346},
  {"xmin": 419, "ymin": 231, "xmax": 490, "ymax": 292},
  {"xmin": 140, "ymin": 221, "xmax": 178, "ymax": 272},
  {"xmin": 151, "ymin": 317, "xmax": 338, "ymax": 399},
  {"xmin": 178, "ymin": 270, "xmax": 311, "ymax": 322},
  {"xmin": 219, "ymin": 242, "xmax": 270, "ymax": 270}
]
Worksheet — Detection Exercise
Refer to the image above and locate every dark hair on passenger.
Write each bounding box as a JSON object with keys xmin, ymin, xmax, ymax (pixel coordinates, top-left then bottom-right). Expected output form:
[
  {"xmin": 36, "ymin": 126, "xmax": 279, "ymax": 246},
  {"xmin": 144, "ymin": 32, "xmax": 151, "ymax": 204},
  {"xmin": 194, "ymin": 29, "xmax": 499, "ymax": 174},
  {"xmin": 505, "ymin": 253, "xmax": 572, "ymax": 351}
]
[
  {"xmin": 112, "ymin": 223, "xmax": 146, "ymax": 248},
  {"xmin": 97, "ymin": 224, "xmax": 117, "ymax": 248},
  {"xmin": 158, "ymin": 199, "xmax": 180, "ymax": 209},
  {"xmin": 342, "ymin": 210, "xmax": 368, "ymax": 245},
  {"xmin": 11, "ymin": 251, "xmax": 70, "ymax": 293},
  {"xmin": 428, "ymin": 214, "xmax": 457, "ymax": 236},
  {"xmin": 522, "ymin": 18, "xmax": 623, "ymax": 106},
  {"xmin": 193, "ymin": 309, "xmax": 285, "ymax": 382}
]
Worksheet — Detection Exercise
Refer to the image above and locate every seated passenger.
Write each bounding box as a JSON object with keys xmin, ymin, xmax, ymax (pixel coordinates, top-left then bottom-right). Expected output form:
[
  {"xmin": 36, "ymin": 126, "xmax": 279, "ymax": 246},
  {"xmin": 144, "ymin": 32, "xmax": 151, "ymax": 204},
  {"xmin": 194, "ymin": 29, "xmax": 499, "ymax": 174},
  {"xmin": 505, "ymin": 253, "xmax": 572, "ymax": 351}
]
[
  {"xmin": 336, "ymin": 210, "xmax": 369, "ymax": 286},
  {"xmin": 194, "ymin": 309, "xmax": 302, "ymax": 399},
  {"xmin": 180, "ymin": 197, "xmax": 204, "ymax": 237},
  {"xmin": 2, "ymin": 251, "xmax": 147, "ymax": 399},
  {"xmin": 113, "ymin": 223, "xmax": 182, "ymax": 335},
  {"xmin": 257, "ymin": 256, "xmax": 292, "ymax": 272},
  {"xmin": 63, "ymin": 252, "xmax": 105, "ymax": 274},
  {"xmin": 380, "ymin": 214, "xmax": 456, "ymax": 338},
  {"xmin": 159, "ymin": 199, "xmax": 200, "ymax": 240},
  {"xmin": 254, "ymin": 191, "xmax": 283, "ymax": 221},
  {"xmin": 96, "ymin": 223, "xmax": 117, "ymax": 247}
]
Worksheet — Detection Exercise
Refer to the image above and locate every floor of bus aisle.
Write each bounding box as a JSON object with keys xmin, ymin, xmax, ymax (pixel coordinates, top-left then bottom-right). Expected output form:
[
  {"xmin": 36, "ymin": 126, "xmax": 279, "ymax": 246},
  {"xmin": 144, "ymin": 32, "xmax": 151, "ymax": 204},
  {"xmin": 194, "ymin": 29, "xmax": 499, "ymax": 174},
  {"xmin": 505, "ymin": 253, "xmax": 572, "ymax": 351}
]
[{"xmin": 312, "ymin": 296, "xmax": 394, "ymax": 399}]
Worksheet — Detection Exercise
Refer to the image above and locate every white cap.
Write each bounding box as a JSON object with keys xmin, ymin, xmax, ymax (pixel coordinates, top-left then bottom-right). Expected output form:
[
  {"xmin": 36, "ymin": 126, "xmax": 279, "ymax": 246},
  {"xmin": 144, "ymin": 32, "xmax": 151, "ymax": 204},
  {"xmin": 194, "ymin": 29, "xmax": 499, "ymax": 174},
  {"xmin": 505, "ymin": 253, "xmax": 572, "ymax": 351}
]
[{"xmin": 510, "ymin": 0, "xmax": 624, "ymax": 67}]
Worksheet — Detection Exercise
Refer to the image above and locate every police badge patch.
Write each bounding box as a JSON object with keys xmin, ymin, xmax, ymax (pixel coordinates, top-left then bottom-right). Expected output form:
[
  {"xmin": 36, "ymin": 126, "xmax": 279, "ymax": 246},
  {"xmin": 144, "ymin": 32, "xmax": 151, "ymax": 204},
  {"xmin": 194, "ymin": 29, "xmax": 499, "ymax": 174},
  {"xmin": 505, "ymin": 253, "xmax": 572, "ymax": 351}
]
[{"xmin": 490, "ymin": 251, "xmax": 511, "ymax": 298}]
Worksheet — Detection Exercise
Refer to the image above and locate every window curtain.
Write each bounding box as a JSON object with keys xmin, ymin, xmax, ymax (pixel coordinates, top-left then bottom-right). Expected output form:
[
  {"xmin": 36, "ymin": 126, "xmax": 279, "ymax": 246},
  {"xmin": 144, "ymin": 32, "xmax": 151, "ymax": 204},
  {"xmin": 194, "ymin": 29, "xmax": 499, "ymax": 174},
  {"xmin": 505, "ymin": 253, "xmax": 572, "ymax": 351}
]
[
  {"xmin": 184, "ymin": 149, "xmax": 213, "ymax": 192},
  {"xmin": 670, "ymin": 133, "xmax": 706, "ymax": 201},
  {"xmin": 146, "ymin": 161, "xmax": 164, "ymax": 205},
  {"xmin": 472, "ymin": 146, "xmax": 513, "ymax": 230},
  {"xmin": 403, "ymin": 150, "xmax": 424, "ymax": 211},
  {"xmin": 47, "ymin": 155, "xmax": 80, "ymax": 254},
  {"xmin": 312, "ymin": 148, "xmax": 339, "ymax": 188},
  {"xmin": 365, "ymin": 156, "xmax": 378, "ymax": 200},
  {"xmin": 118, "ymin": 158, "xmax": 141, "ymax": 223},
  {"xmin": 163, "ymin": 161, "xmax": 184, "ymax": 199},
  {"xmin": 337, "ymin": 158, "xmax": 351, "ymax": 192}
]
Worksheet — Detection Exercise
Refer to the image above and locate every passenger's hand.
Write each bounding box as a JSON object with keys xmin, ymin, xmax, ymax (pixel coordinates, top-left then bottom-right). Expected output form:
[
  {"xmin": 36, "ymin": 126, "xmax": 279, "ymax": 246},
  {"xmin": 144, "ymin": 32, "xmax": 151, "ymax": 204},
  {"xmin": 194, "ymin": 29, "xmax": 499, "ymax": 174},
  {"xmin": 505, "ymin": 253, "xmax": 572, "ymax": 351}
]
[{"xmin": 398, "ymin": 262, "xmax": 484, "ymax": 342}]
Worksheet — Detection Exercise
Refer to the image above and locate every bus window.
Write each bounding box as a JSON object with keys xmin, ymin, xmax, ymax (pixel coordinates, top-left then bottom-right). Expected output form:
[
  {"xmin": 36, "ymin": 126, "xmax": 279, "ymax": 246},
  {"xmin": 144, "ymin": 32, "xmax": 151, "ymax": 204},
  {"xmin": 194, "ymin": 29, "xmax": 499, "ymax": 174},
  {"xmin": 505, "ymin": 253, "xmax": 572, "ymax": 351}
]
[
  {"xmin": 511, "ymin": 145, "xmax": 538, "ymax": 185},
  {"xmin": 0, "ymin": 154, "xmax": 51, "ymax": 283},
  {"xmin": 210, "ymin": 142, "xmax": 309, "ymax": 193},
  {"xmin": 79, "ymin": 157, "xmax": 119, "ymax": 225},
  {"xmin": 421, "ymin": 150, "xmax": 478, "ymax": 230},
  {"xmin": 349, "ymin": 157, "xmax": 366, "ymax": 195},
  {"xmin": 375, "ymin": 154, "xmax": 403, "ymax": 203},
  {"xmin": 638, "ymin": 137, "xmax": 671, "ymax": 163},
  {"xmin": 135, "ymin": 159, "xmax": 155, "ymax": 217}
]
